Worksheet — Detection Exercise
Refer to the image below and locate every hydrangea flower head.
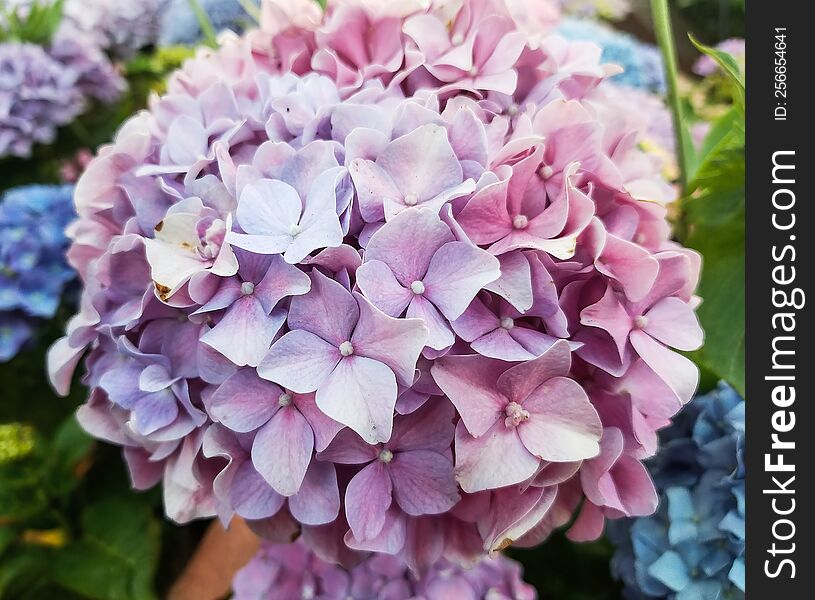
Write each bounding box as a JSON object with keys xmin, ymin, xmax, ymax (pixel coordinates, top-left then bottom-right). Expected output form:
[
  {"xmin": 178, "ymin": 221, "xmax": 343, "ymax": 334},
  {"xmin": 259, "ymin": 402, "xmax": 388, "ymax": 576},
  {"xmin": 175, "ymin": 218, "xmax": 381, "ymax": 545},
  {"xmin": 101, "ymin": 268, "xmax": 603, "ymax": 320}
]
[
  {"xmin": 50, "ymin": 0, "xmax": 702, "ymax": 569},
  {"xmin": 1, "ymin": 184, "xmax": 76, "ymax": 361},
  {"xmin": 159, "ymin": 0, "xmax": 252, "ymax": 46},
  {"xmin": 232, "ymin": 539, "xmax": 537, "ymax": 600},
  {"xmin": 609, "ymin": 383, "xmax": 745, "ymax": 599},
  {"xmin": 0, "ymin": 4, "xmax": 125, "ymax": 159},
  {"xmin": 62, "ymin": 0, "xmax": 167, "ymax": 58},
  {"xmin": 557, "ymin": 18, "xmax": 665, "ymax": 93}
]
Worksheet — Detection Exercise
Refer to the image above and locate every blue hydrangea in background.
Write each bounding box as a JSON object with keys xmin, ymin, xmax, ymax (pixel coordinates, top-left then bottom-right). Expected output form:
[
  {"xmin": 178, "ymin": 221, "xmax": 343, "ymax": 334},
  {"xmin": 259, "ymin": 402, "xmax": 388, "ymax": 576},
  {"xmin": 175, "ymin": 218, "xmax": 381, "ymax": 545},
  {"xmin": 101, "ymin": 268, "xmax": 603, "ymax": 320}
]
[
  {"xmin": 609, "ymin": 383, "xmax": 745, "ymax": 599},
  {"xmin": 159, "ymin": 0, "xmax": 252, "ymax": 46},
  {"xmin": 0, "ymin": 185, "xmax": 76, "ymax": 361},
  {"xmin": 557, "ymin": 18, "xmax": 666, "ymax": 93}
]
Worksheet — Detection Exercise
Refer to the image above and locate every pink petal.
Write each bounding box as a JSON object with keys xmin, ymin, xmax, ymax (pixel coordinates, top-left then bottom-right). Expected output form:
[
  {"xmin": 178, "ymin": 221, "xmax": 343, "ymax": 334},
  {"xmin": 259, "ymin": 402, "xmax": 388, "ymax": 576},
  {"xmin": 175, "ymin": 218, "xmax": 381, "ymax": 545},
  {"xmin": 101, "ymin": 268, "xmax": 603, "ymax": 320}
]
[
  {"xmin": 252, "ymin": 405, "xmax": 314, "ymax": 496},
  {"xmin": 288, "ymin": 461, "xmax": 340, "ymax": 526},
  {"xmin": 254, "ymin": 254, "xmax": 312, "ymax": 312},
  {"xmin": 349, "ymin": 159, "xmax": 401, "ymax": 223},
  {"xmin": 387, "ymin": 398, "xmax": 456, "ymax": 453},
  {"xmin": 566, "ymin": 501, "xmax": 605, "ymax": 542},
  {"xmin": 497, "ymin": 339, "xmax": 572, "ymax": 404},
  {"xmin": 293, "ymin": 393, "xmax": 343, "ymax": 452},
  {"xmin": 317, "ymin": 355, "xmax": 397, "ymax": 444},
  {"xmin": 356, "ymin": 260, "xmax": 413, "ymax": 317},
  {"xmin": 234, "ymin": 179, "xmax": 302, "ymax": 240},
  {"xmin": 258, "ymin": 330, "xmax": 341, "ymax": 393},
  {"xmin": 378, "ymin": 124, "xmax": 464, "ymax": 208},
  {"xmin": 288, "ymin": 270, "xmax": 359, "ymax": 345},
  {"xmin": 345, "ymin": 461, "xmax": 392, "ymax": 541},
  {"xmin": 406, "ymin": 295, "xmax": 455, "ymax": 352},
  {"xmin": 351, "ymin": 292, "xmax": 428, "ymax": 386},
  {"xmin": 454, "ymin": 420, "xmax": 539, "ymax": 493},
  {"xmin": 200, "ymin": 298, "xmax": 285, "ymax": 367},
  {"xmin": 483, "ymin": 251, "xmax": 534, "ymax": 313},
  {"xmin": 431, "ymin": 354, "xmax": 508, "ymax": 437},
  {"xmin": 643, "ymin": 297, "xmax": 704, "ymax": 351},
  {"xmin": 209, "ymin": 369, "xmax": 280, "ymax": 432},
  {"xmin": 519, "ymin": 377, "xmax": 602, "ymax": 462},
  {"xmin": 629, "ymin": 330, "xmax": 699, "ymax": 405},
  {"xmin": 596, "ymin": 233, "xmax": 659, "ymax": 303},
  {"xmin": 231, "ymin": 461, "xmax": 286, "ymax": 520},
  {"xmin": 317, "ymin": 426, "xmax": 380, "ymax": 465},
  {"xmin": 364, "ymin": 207, "xmax": 454, "ymax": 286},
  {"xmin": 389, "ymin": 450, "xmax": 459, "ymax": 516},
  {"xmin": 423, "ymin": 242, "xmax": 501, "ymax": 320}
]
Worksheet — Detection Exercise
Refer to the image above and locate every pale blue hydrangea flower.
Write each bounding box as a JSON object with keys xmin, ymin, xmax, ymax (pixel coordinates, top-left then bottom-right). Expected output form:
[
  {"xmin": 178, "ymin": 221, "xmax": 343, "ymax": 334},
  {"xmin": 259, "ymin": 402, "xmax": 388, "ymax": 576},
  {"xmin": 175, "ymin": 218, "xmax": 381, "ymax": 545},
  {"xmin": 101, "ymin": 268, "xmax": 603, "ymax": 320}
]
[
  {"xmin": 159, "ymin": 0, "xmax": 252, "ymax": 46},
  {"xmin": 609, "ymin": 383, "xmax": 745, "ymax": 599},
  {"xmin": 0, "ymin": 185, "xmax": 76, "ymax": 361},
  {"xmin": 557, "ymin": 18, "xmax": 666, "ymax": 93}
]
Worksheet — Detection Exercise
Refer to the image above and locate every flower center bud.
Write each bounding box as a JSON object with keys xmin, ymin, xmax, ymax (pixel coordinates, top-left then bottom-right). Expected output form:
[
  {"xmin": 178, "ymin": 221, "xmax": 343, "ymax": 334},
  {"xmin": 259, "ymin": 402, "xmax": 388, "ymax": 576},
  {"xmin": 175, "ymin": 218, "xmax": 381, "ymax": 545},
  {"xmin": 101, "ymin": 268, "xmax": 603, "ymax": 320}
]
[
  {"xmin": 500, "ymin": 317, "xmax": 515, "ymax": 330},
  {"xmin": 378, "ymin": 448, "xmax": 394, "ymax": 463},
  {"xmin": 288, "ymin": 223, "xmax": 301, "ymax": 236},
  {"xmin": 410, "ymin": 280, "xmax": 425, "ymax": 295},
  {"xmin": 507, "ymin": 103, "xmax": 519, "ymax": 116},
  {"xmin": 539, "ymin": 165, "xmax": 554, "ymax": 179},
  {"xmin": 468, "ymin": 66, "xmax": 478, "ymax": 77},
  {"xmin": 504, "ymin": 402, "xmax": 530, "ymax": 428},
  {"xmin": 404, "ymin": 193, "xmax": 418, "ymax": 206},
  {"xmin": 634, "ymin": 315, "xmax": 649, "ymax": 329},
  {"xmin": 240, "ymin": 281, "xmax": 255, "ymax": 295},
  {"xmin": 512, "ymin": 214, "xmax": 528, "ymax": 230},
  {"xmin": 451, "ymin": 32, "xmax": 464, "ymax": 45},
  {"xmin": 339, "ymin": 341, "xmax": 355, "ymax": 356},
  {"xmin": 278, "ymin": 393, "xmax": 292, "ymax": 407}
]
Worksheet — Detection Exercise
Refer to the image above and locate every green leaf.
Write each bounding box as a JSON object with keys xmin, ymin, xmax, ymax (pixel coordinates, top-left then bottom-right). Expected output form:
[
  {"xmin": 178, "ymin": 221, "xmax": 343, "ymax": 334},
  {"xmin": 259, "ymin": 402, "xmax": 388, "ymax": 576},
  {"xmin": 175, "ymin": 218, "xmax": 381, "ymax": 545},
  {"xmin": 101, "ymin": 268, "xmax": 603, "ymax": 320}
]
[
  {"xmin": 51, "ymin": 496, "xmax": 161, "ymax": 600},
  {"xmin": 688, "ymin": 33, "xmax": 745, "ymax": 111},
  {"xmin": 0, "ymin": 0, "xmax": 65, "ymax": 45}
]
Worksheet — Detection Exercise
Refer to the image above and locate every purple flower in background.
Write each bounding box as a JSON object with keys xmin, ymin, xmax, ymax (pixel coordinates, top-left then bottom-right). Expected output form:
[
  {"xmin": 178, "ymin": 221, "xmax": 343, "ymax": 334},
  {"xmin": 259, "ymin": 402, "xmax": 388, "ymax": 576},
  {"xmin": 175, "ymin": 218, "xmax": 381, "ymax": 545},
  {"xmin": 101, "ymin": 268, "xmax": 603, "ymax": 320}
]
[
  {"xmin": 0, "ymin": 31, "xmax": 124, "ymax": 159},
  {"xmin": 0, "ymin": 44, "xmax": 84, "ymax": 159},
  {"xmin": 232, "ymin": 538, "xmax": 537, "ymax": 600},
  {"xmin": 0, "ymin": 185, "xmax": 76, "ymax": 361}
]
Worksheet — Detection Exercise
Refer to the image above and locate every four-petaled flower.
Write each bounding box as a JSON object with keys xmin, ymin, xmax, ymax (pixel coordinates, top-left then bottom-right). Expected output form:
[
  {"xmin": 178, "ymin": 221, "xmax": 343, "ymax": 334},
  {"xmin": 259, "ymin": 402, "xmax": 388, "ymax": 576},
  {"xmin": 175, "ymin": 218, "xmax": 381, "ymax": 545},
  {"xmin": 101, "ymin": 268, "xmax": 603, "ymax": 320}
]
[
  {"xmin": 433, "ymin": 340, "xmax": 602, "ymax": 492},
  {"xmin": 259, "ymin": 270, "xmax": 428, "ymax": 443}
]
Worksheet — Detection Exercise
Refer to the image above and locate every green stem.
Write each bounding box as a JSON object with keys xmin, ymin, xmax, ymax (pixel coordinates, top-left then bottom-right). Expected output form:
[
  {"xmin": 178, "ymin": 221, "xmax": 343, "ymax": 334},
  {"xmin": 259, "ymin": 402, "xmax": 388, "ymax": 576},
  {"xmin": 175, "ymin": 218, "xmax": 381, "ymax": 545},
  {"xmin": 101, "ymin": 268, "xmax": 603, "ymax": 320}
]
[
  {"xmin": 650, "ymin": 0, "xmax": 693, "ymax": 191},
  {"xmin": 187, "ymin": 0, "xmax": 218, "ymax": 48},
  {"xmin": 238, "ymin": 0, "xmax": 261, "ymax": 24}
]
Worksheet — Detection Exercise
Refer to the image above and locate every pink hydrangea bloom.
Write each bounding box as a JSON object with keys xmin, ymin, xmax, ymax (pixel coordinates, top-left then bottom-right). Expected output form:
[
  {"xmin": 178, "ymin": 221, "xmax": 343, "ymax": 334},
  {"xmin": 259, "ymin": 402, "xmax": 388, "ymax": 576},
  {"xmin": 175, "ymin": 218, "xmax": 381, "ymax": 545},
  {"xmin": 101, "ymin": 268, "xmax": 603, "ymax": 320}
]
[
  {"xmin": 232, "ymin": 539, "xmax": 537, "ymax": 600},
  {"xmin": 49, "ymin": 0, "xmax": 702, "ymax": 569}
]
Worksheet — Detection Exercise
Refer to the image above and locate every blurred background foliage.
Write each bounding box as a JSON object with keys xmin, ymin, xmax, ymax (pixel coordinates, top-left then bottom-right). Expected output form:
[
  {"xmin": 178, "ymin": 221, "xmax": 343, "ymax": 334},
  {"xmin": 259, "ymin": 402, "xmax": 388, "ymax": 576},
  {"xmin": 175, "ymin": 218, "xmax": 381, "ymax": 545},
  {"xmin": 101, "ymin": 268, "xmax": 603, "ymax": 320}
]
[{"xmin": 0, "ymin": 0, "xmax": 745, "ymax": 597}]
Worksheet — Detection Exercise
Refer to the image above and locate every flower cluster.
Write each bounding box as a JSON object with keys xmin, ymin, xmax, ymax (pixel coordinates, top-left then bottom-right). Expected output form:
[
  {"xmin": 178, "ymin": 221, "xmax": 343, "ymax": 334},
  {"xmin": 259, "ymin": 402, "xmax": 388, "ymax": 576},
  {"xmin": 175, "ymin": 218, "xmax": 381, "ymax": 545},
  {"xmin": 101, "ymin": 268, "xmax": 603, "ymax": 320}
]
[
  {"xmin": 557, "ymin": 18, "xmax": 666, "ymax": 93},
  {"xmin": 62, "ymin": 0, "xmax": 167, "ymax": 58},
  {"xmin": 1, "ymin": 185, "xmax": 76, "ymax": 361},
  {"xmin": 159, "ymin": 0, "xmax": 252, "ymax": 46},
  {"xmin": 233, "ymin": 539, "xmax": 536, "ymax": 600},
  {"xmin": 609, "ymin": 383, "xmax": 744, "ymax": 599},
  {"xmin": 50, "ymin": 0, "xmax": 701, "ymax": 571},
  {"xmin": 0, "ymin": 2, "xmax": 125, "ymax": 159}
]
